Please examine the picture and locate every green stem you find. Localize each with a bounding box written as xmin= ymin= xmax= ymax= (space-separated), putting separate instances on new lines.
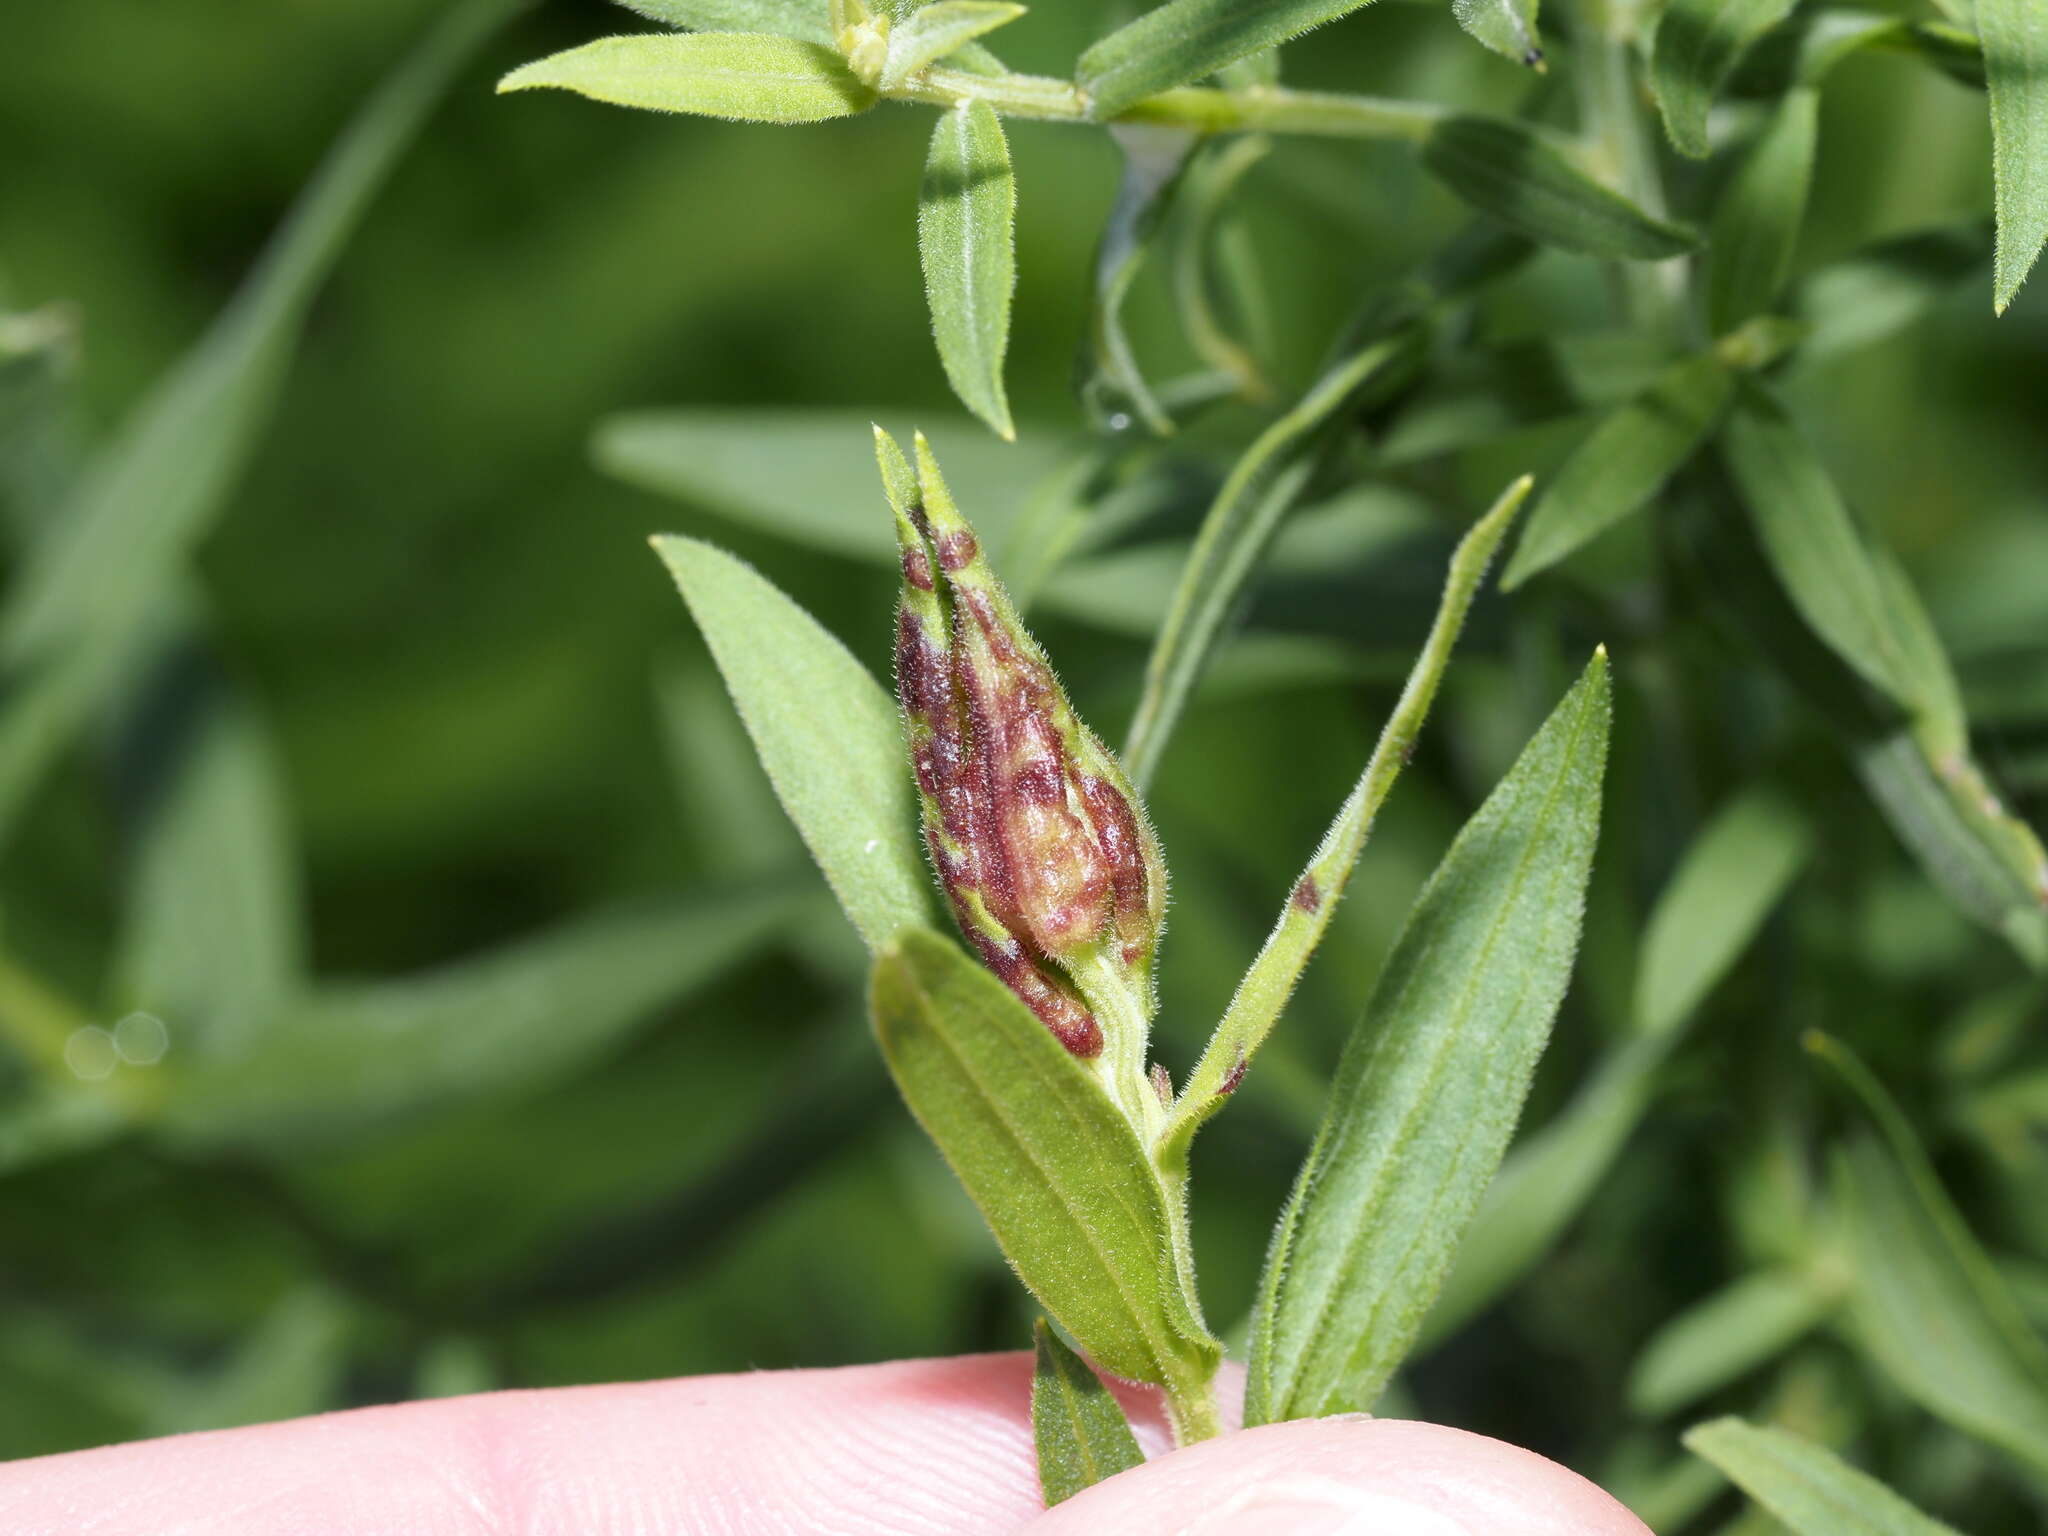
xmin=1163 ymin=1368 xmax=1224 ymax=1444
xmin=904 ymin=69 xmax=1442 ymax=142
xmin=1152 ymin=477 xmax=1535 ymax=1179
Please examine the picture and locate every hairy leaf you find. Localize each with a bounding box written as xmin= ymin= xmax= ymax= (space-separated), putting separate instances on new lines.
xmin=1032 ymin=1319 xmax=1144 ymax=1505
xmin=920 ymin=101 xmax=1017 ymax=439
xmin=1652 ymin=0 xmax=1798 ymax=159
xmin=1424 ymin=786 xmax=1808 ymax=1344
xmin=882 ymin=1 xmax=1024 ymax=90
xmin=499 ymin=33 xmax=875 ymax=123
xmin=1422 ymin=116 xmax=1699 ymax=260
xmin=1982 ymin=0 xmax=2048 ymax=310
xmin=1247 ymin=652 xmax=1610 ymax=1423
xmin=1684 ymin=1419 xmax=1963 ymax=1535
xmin=1078 ymin=0 xmax=1378 ymax=123
xmin=653 ymin=535 xmax=933 ymax=950
xmin=613 ymin=0 xmax=833 ymax=42
xmin=1452 ymin=0 xmax=1544 ymax=68
xmin=1157 ymin=476 xmax=1531 ymax=1171
xmin=872 ymin=929 xmax=1219 ymax=1389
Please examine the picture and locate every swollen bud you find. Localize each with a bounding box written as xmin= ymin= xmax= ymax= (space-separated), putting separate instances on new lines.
xmin=879 ymin=427 xmax=1166 ymax=1060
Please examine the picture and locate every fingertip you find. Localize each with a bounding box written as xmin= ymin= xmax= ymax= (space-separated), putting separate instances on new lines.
xmin=1025 ymin=1417 xmax=1651 ymax=1536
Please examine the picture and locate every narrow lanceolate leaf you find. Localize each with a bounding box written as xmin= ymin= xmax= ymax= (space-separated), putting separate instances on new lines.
xmin=1651 ymin=0 xmax=1798 ymax=159
xmin=1707 ymin=88 xmax=1818 ymax=335
xmin=0 ymin=0 xmax=517 ymax=845
xmin=1156 ymin=477 xmax=1532 ymax=1174
xmin=1123 ymin=328 xmax=1424 ymax=787
xmin=1077 ymin=0 xmax=1375 ymax=122
xmin=1422 ymin=116 xmax=1699 ymax=261
xmin=498 ymin=34 xmax=875 ymax=123
xmin=1981 ymin=0 xmax=2048 ymax=310
xmin=1630 ymin=1270 xmax=1839 ymax=1417
xmin=1812 ymin=1035 xmax=2048 ymax=1479
xmin=872 ymin=929 xmax=1219 ymax=1389
xmin=882 ymin=1 xmax=1025 ymax=90
xmin=116 ymin=646 xmax=305 ymax=1064
xmin=1633 ymin=788 xmax=1809 ymax=1039
xmin=1721 ymin=388 xmax=1919 ymax=710
xmin=1422 ymin=786 xmax=1808 ymax=1345
xmin=1502 ymin=352 xmax=1732 ymax=588
xmin=920 ymin=101 xmax=1017 ymax=440
xmin=165 ymin=886 xmax=795 ymax=1147
xmin=613 ymin=0 xmax=834 ymax=42
xmin=1452 ymin=0 xmax=1545 ymax=68
xmin=1246 ymin=652 xmax=1610 ymax=1424
xmin=1032 ymin=1319 xmax=1144 ymax=1505
xmin=653 ymin=535 xmax=932 ymax=950
xmin=1684 ymin=1419 xmax=1964 ymax=1536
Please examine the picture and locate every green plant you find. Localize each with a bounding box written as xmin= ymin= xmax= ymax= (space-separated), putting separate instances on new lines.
xmin=502 ymin=0 xmax=2048 ymax=1515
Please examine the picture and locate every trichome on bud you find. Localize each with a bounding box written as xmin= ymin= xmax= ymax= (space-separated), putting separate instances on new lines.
xmin=879 ymin=427 xmax=1165 ymax=1062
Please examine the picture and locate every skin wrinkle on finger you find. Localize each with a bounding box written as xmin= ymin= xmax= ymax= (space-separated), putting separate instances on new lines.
xmin=0 ymin=1354 xmax=1181 ymax=1536
xmin=1025 ymin=1418 xmax=1653 ymax=1536
xmin=0 ymin=1356 xmax=1647 ymax=1536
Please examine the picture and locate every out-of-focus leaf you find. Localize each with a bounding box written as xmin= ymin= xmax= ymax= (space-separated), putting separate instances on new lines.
xmin=919 ymin=100 xmax=1017 ymax=439
xmin=1247 ymin=653 xmax=1609 ymax=1423
xmin=1631 ymin=1270 xmax=1839 ymax=1417
xmin=1635 ymin=788 xmax=1808 ymax=1039
xmin=1501 ymin=352 xmax=1732 ymax=588
xmin=1084 ymin=125 xmax=1198 ymax=437
xmin=1424 ymin=786 xmax=1808 ymax=1345
xmin=0 ymin=304 xmax=78 ymax=540
xmin=615 ymin=0 xmax=833 ymax=42
xmin=595 ymin=409 xmax=1067 ymax=562
xmin=155 ymin=1289 xmax=353 ymax=1436
xmin=498 ymin=34 xmax=875 ymax=123
xmin=1708 ymin=88 xmax=1817 ymax=335
xmin=1171 ymin=135 xmax=1272 ymax=402
xmin=1685 ymin=1418 xmax=1964 ymax=1535
xmin=163 ymin=887 xmax=796 ymax=1146
xmin=871 ymin=929 xmax=1219 ymax=1391
xmin=1421 ymin=116 xmax=1699 ymax=260
xmin=1032 ymin=1318 xmax=1144 ymax=1504
xmin=656 ymin=657 xmax=805 ymax=879
xmin=1652 ymin=0 xmax=1797 ymax=158
xmin=654 ymin=535 xmax=932 ymax=950
xmin=882 ymin=1 xmax=1024 ymax=89
xmin=1157 ymin=478 xmax=1530 ymax=1170
xmin=1721 ymin=388 xmax=1920 ymax=710
xmin=0 ymin=0 xmax=517 ymax=845
xmin=1981 ymin=0 xmax=2048 ymax=311
xmin=1794 ymin=222 xmax=1991 ymax=361
xmin=1077 ymin=0 xmax=1377 ymax=123
xmin=115 ymin=648 xmax=304 ymax=1063
xmin=1453 ymin=0 xmax=1544 ymax=67
xmin=1814 ymin=1035 xmax=2048 ymax=1480
xmin=1123 ymin=327 xmax=1425 ymax=787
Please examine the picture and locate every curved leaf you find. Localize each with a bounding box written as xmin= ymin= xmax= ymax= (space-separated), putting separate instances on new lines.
xmin=653 ymin=535 xmax=933 ymax=949
xmin=872 ymin=929 xmax=1219 ymax=1389
xmin=1707 ymin=87 xmax=1817 ymax=335
xmin=1078 ymin=0 xmax=1379 ymax=123
xmin=882 ymin=1 xmax=1025 ymax=90
xmin=919 ymin=100 xmax=1017 ymax=439
xmin=1247 ymin=651 xmax=1610 ymax=1423
xmin=1652 ymin=0 xmax=1797 ymax=158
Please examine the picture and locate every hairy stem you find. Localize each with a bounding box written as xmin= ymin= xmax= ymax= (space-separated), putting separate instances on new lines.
xmin=902 ymin=69 xmax=1442 ymax=142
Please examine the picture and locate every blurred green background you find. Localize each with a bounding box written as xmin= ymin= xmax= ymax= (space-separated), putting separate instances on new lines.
xmin=4 ymin=0 xmax=2047 ymax=1528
